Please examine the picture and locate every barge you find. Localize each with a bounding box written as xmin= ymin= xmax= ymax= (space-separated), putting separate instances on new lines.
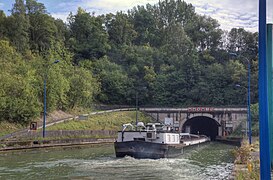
xmin=114 ymin=122 xmax=210 ymax=159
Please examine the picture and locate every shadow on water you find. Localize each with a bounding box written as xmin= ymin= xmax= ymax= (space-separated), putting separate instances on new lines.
xmin=0 ymin=142 xmax=235 ymax=180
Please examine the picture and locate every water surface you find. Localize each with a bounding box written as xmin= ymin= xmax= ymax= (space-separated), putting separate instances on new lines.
xmin=0 ymin=142 xmax=235 ymax=180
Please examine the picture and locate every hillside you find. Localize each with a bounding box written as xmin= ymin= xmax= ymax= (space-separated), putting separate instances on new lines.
xmin=0 ymin=0 xmax=258 ymax=125
xmin=46 ymin=111 xmax=153 ymax=131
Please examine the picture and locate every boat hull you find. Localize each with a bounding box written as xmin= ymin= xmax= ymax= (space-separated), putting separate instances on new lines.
xmin=114 ymin=141 xmax=185 ymax=159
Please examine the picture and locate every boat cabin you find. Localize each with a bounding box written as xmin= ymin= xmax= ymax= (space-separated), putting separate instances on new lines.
xmin=116 ymin=122 xmax=180 ymax=144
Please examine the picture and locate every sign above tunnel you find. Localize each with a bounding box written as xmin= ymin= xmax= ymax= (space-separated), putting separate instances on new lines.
xmin=187 ymin=107 xmax=214 ymax=112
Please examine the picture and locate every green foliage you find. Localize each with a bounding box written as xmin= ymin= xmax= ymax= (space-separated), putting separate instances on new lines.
xmin=250 ymin=103 xmax=259 ymax=122
xmin=0 ymin=40 xmax=40 ymax=123
xmin=233 ymin=141 xmax=260 ymax=180
xmin=250 ymin=103 xmax=259 ymax=136
xmin=105 ymin=12 xmax=137 ymax=45
xmin=129 ymin=4 xmax=160 ymax=46
xmin=233 ymin=145 xmax=251 ymax=164
xmin=0 ymin=11 xmax=7 ymax=39
xmin=227 ymin=60 xmax=247 ymax=83
xmin=28 ymin=13 xmax=57 ymax=52
xmin=67 ymin=65 xmax=100 ymax=109
xmin=91 ymin=57 xmax=130 ymax=104
xmin=0 ymin=0 xmax=259 ymax=124
xmin=68 ymin=8 xmax=110 ymax=63
xmin=7 ymin=0 xmax=30 ymax=53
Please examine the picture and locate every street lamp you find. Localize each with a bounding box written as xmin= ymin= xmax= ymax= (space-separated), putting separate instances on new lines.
xmin=43 ymin=60 xmax=60 ymax=138
xmin=235 ymin=84 xmax=251 ymax=142
xmin=135 ymin=91 xmax=138 ymax=127
xmin=231 ymin=55 xmax=251 ymax=144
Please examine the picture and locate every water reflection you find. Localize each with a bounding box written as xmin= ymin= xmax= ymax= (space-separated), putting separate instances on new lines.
xmin=0 ymin=142 xmax=235 ymax=180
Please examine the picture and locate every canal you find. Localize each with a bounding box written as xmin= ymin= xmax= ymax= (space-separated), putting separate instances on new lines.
xmin=0 ymin=142 xmax=235 ymax=179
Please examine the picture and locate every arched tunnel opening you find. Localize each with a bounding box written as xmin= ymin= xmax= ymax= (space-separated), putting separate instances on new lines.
xmin=182 ymin=116 xmax=220 ymax=140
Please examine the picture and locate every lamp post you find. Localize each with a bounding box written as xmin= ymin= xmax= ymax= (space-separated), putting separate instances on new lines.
xmin=247 ymin=59 xmax=252 ymax=145
xmin=135 ymin=91 xmax=138 ymax=127
xmin=230 ymin=53 xmax=252 ymax=144
xmin=235 ymin=84 xmax=251 ymax=144
xmin=43 ymin=60 xmax=60 ymax=138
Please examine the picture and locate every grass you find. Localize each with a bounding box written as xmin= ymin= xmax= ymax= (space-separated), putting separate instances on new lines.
xmin=233 ymin=140 xmax=260 ymax=180
xmin=0 ymin=122 xmax=25 ymax=137
xmin=0 ymin=111 xmax=153 ymax=142
xmin=67 ymin=106 xmax=96 ymax=115
xmin=46 ymin=111 xmax=153 ymax=131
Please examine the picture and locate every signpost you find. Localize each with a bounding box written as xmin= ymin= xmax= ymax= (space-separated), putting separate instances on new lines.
xmin=29 ymin=122 xmax=37 ymax=131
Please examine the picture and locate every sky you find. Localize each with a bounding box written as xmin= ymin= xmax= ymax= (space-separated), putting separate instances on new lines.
xmin=0 ymin=0 xmax=272 ymax=32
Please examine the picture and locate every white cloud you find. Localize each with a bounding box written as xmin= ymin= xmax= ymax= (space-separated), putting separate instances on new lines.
xmin=51 ymin=12 xmax=69 ymax=22
xmin=48 ymin=0 xmax=273 ymax=32
xmin=184 ymin=0 xmax=260 ymax=32
xmin=81 ymin=0 xmax=262 ymax=32
xmin=80 ymin=0 xmax=158 ymax=14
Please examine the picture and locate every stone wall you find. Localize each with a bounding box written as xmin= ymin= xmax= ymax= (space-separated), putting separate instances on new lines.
xmin=23 ymin=130 xmax=117 ymax=138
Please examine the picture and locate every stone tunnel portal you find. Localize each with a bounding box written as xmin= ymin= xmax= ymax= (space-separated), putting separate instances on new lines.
xmin=182 ymin=116 xmax=220 ymax=140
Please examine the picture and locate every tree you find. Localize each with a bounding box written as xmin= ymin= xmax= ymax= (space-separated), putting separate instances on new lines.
xmin=26 ymin=0 xmax=57 ymax=53
xmin=54 ymin=19 xmax=70 ymax=47
xmin=129 ymin=4 xmax=160 ymax=46
xmin=67 ymin=66 xmax=100 ymax=109
xmin=226 ymin=60 xmax=246 ymax=83
xmin=105 ymin=12 xmax=137 ymax=46
xmin=0 ymin=11 xmax=7 ymax=39
xmin=161 ymin=23 xmax=193 ymax=57
xmin=6 ymin=0 xmax=30 ymax=53
xmin=199 ymin=63 xmax=229 ymax=105
xmin=0 ymin=0 xmax=261 ymax=123
xmin=91 ymin=57 xmax=130 ymax=104
xmin=26 ymin=0 xmax=47 ymax=14
xmin=68 ymin=8 xmax=110 ymax=63
xmin=192 ymin=16 xmax=222 ymax=51
xmin=0 ymin=40 xmax=40 ymax=123
xmin=227 ymin=28 xmax=258 ymax=58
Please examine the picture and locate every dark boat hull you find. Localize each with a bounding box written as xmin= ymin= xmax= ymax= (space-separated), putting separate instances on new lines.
xmin=114 ymin=141 xmax=185 ymax=159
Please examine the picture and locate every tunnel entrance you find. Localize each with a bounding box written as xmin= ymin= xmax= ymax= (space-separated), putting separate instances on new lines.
xmin=182 ymin=116 xmax=220 ymax=140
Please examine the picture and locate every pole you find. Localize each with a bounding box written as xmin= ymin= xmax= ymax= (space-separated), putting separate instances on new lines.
xmin=136 ymin=91 xmax=138 ymax=126
xmin=245 ymin=90 xmax=248 ymax=138
xmin=231 ymin=53 xmax=251 ymax=142
xmin=247 ymin=60 xmax=251 ymax=144
xmin=43 ymin=78 xmax=46 ymax=138
xmin=267 ymin=24 xmax=273 ymax=166
xmin=245 ymin=116 xmax=248 ymax=137
xmin=42 ymin=60 xmax=59 ymax=138
xmin=259 ymin=0 xmax=271 ymax=178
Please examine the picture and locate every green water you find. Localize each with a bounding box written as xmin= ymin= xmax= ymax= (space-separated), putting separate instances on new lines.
xmin=0 ymin=142 xmax=235 ymax=180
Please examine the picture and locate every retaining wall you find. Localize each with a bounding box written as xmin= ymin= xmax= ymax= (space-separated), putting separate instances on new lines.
xmin=21 ymin=130 xmax=117 ymax=138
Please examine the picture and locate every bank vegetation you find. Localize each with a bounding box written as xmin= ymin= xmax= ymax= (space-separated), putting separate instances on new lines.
xmin=0 ymin=0 xmax=258 ymax=126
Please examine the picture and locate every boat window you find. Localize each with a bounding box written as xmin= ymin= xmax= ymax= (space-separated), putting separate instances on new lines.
xmin=134 ymin=138 xmax=145 ymax=141
xmin=167 ymin=134 xmax=171 ymax=142
xmin=156 ymin=126 xmax=163 ymax=131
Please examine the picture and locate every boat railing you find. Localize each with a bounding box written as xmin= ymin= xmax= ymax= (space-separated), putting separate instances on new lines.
xmin=180 ymin=133 xmax=209 ymax=140
xmin=122 ymin=123 xmax=134 ymax=132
